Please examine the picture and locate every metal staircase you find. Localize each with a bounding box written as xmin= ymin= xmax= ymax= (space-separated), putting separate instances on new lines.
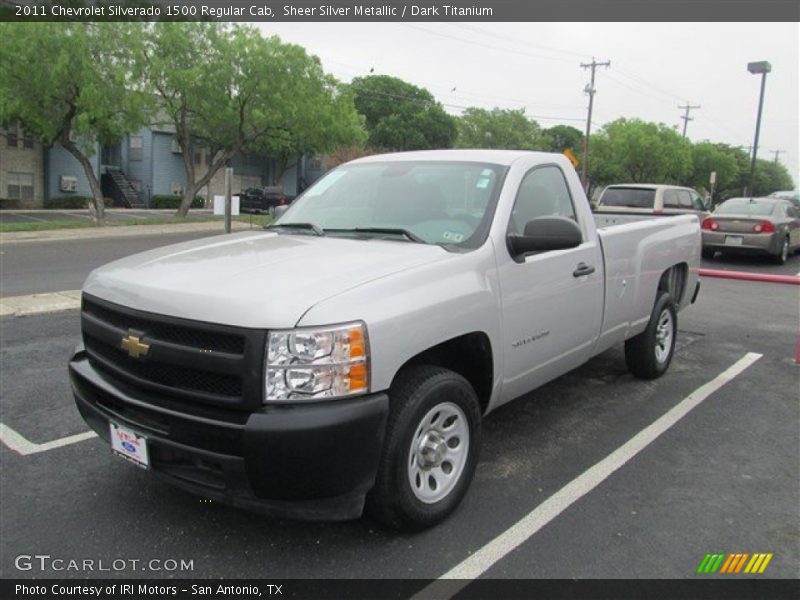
xmin=106 ymin=168 xmax=144 ymax=208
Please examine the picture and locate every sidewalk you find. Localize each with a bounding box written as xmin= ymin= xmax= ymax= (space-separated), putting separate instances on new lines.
xmin=0 ymin=290 xmax=82 ymax=317
xmin=0 ymin=219 xmax=254 ymax=245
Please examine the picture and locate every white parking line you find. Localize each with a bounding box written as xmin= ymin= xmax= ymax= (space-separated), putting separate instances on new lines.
xmin=0 ymin=422 xmax=97 ymax=455
xmin=414 ymin=352 xmax=762 ymax=598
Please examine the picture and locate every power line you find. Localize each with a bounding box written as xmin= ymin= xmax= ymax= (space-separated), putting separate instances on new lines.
xmin=580 ymin=58 xmax=611 ymax=189
xmin=678 ymin=103 xmax=701 ymax=137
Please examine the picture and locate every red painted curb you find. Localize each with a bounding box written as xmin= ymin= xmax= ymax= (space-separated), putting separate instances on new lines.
xmin=699 ymin=268 xmax=800 ymax=286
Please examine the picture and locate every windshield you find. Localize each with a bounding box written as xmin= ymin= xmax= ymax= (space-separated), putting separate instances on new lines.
xmin=599 ymin=187 xmax=656 ymax=208
xmin=715 ymin=200 xmax=776 ymax=216
xmin=274 ymin=161 xmax=506 ymax=248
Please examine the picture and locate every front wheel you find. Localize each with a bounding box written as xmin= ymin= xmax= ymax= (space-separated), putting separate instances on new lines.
xmin=625 ymin=291 xmax=677 ymax=379
xmin=366 ymin=366 xmax=481 ymax=531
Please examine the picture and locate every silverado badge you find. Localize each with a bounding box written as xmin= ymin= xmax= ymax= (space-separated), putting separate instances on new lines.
xmin=121 ymin=332 xmax=150 ymax=359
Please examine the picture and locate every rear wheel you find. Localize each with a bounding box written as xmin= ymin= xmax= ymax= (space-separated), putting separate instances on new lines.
xmin=625 ymin=291 xmax=677 ymax=379
xmin=701 ymin=247 xmax=715 ymax=260
xmin=773 ymin=236 xmax=789 ymax=265
xmin=366 ymin=366 xmax=481 ymax=531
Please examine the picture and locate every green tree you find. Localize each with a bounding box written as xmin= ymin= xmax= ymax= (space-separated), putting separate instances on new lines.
xmin=589 ymin=118 xmax=693 ymax=188
xmin=544 ymin=124 xmax=583 ymax=153
xmin=261 ymin=82 xmax=365 ymax=187
xmin=144 ymin=23 xmax=356 ymax=216
xmin=0 ymin=23 xmax=151 ymax=223
xmin=688 ymin=142 xmax=740 ymax=202
xmin=350 ymin=75 xmax=457 ymax=151
xmin=455 ymin=107 xmax=549 ymax=150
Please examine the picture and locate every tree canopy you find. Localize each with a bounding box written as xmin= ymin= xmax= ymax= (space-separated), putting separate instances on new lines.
xmin=0 ymin=22 xmax=151 ymax=223
xmin=350 ymin=75 xmax=458 ymax=151
xmin=143 ymin=23 xmax=364 ymax=215
xmin=455 ymin=107 xmax=549 ymax=150
xmin=543 ymin=124 xmax=584 ymax=154
xmin=589 ymin=118 xmax=693 ymax=187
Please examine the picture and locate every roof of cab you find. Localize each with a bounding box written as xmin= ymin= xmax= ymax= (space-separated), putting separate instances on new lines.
xmin=347 ymin=149 xmax=563 ymax=167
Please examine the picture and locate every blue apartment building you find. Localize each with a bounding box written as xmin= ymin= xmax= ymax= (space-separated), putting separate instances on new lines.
xmin=1 ymin=120 xmax=323 ymax=208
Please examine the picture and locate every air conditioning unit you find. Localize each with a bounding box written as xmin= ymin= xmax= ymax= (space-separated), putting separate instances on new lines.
xmin=171 ymin=182 xmax=185 ymax=196
xmin=60 ymin=175 xmax=78 ymax=193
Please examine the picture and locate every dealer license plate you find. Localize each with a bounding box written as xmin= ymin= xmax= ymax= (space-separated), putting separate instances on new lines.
xmin=725 ymin=236 xmax=743 ymax=246
xmin=110 ymin=422 xmax=150 ymax=469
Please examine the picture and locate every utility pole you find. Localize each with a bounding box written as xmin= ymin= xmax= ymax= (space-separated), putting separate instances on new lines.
xmin=770 ymin=149 xmax=784 ymax=164
xmin=678 ymin=103 xmax=701 ymax=137
xmin=580 ymin=57 xmax=610 ymax=191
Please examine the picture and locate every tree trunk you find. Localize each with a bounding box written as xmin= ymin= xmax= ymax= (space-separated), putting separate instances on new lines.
xmin=176 ymin=151 xmax=232 ymax=217
xmin=62 ymin=140 xmax=105 ymax=225
xmin=272 ymin=155 xmax=294 ymax=188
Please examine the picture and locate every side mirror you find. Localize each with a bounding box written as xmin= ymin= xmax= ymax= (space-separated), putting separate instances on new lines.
xmin=507 ymin=216 xmax=583 ymax=258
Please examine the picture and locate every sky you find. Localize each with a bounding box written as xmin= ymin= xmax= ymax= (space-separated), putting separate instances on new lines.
xmin=256 ymin=21 xmax=799 ymax=187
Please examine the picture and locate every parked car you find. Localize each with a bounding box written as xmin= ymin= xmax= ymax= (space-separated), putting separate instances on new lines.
xmin=768 ymin=190 xmax=800 ymax=208
xmin=240 ymin=186 xmax=288 ymax=215
xmin=71 ymin=150 xmax=700 ymax=531
xmin=595 ymin=183 xmax=710 ymax=220
xmin=701 ymin=197 xmax=800 ymax=264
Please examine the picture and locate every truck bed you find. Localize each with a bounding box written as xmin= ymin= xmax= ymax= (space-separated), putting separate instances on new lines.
xmin=593 ymin=213 xmax=701 ymax=354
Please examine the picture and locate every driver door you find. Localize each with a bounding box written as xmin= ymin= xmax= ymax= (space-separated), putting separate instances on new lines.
xmin=498 ymin=165 xmax=604 ymax=402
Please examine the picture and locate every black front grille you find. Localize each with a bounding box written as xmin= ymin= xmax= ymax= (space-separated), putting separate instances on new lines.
xmin=81 ymin=294 xmax=266 ymax=410
xmin=83 ymin=298 xmax=245 ymax=354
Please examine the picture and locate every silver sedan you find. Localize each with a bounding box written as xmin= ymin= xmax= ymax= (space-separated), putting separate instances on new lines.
xmin=701 ymin=197 xmax=800 ymax=265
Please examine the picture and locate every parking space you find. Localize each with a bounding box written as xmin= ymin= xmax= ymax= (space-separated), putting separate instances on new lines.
xmin=1 ymin=275 xmax=797 ymax=580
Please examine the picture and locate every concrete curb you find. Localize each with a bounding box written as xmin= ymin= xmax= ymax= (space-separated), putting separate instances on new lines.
xmin=0 ymin=290 xmax=82 ymax=317
xmin=0 ymin=220 xmax=254 ymax=245
xmin=698 ymin=268 xmax=800 ymax=286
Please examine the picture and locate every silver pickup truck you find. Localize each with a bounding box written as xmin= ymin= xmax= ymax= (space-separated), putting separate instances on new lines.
xmin=70 ymin=150 xmax=701 ymax=531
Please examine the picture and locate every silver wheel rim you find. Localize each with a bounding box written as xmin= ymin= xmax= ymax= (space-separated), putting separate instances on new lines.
xmin=407 ymin=402 xmax=469 ymax=504
xmin=654 ymin=309 xmax=674 ymax=364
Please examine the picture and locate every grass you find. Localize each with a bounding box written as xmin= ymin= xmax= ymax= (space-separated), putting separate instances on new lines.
xmin=0 ymin=214 xmax=272 ymax=233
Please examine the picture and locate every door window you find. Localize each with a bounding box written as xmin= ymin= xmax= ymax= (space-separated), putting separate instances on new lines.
xmin=677 ymin=190 xmax=693 ymax=209
xmin=509 ymin=166 xmax=576 ymax=235
xmin=662 ymin=189 xmax=680 ymax=209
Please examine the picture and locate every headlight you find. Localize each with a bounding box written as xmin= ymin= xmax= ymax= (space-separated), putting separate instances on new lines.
xmin=265 ymin=322 xmax=369 ymax=402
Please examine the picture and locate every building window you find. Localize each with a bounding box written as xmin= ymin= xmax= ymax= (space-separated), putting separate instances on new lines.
xmin=8 ymin=172 xmax=34 ymax=200
xmin=129 ymin=136 xmax=143 ymax=161
xmin=6 ymin=123 xmax=18 ymax=148
xmin=193 ymin=147 xmax=203 ymax=165
xmin=22 ymin=128 xmax=34 ymax=149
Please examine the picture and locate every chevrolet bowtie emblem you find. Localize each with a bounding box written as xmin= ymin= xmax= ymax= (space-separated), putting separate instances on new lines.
xmin=121 ymin=332 xmax=150 ymax=359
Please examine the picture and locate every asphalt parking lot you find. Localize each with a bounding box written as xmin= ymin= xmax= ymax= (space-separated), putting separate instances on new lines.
xmin=0 ymin=250 xmax=797 ymax=583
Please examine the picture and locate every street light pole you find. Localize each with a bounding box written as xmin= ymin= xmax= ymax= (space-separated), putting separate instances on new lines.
xmin=746 ymin=61 xmax=771 ymax=198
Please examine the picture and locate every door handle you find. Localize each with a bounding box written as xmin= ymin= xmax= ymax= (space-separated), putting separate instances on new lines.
xmin=573 ymin=263 xmax=595 ymax=277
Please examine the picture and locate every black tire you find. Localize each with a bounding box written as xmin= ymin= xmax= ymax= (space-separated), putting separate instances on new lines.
xmin=772 ymin=236 xmax=789 ymax=265
xmin=366 ymin=365 xmax=481 ymax=531
xmin=701 ymin=247 xmax=715 ymax=260
xmin=625 ymin=291 xmax=677 ymax=380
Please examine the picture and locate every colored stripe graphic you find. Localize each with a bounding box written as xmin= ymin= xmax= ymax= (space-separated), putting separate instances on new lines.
xmin=701 ymin=552 xmax=774 ymax=575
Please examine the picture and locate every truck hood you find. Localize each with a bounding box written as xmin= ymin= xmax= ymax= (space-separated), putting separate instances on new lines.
xmin=83 ymin=231 xmax=450 ymax=328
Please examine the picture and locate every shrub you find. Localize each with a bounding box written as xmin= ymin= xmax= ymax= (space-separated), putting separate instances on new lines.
xmin=0 ymin=198 xmax=24 ymax=210
xmin=150 ymin=195 xmax=205 ymax=209
xmin=47 ymin=196 xmax=112 ymax=209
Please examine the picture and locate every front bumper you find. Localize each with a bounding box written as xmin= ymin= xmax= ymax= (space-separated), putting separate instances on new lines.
xmin=69 ymin=346 xmax=389 ymax=521
xmin=702 ymin=231 xmax=782 ymax=255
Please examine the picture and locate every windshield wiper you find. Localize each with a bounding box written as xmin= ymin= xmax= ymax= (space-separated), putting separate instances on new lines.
xmin=265 ymin=222 xmax=325 ymax=236
xmin=325 ymin=227 xmax=426 ymax=244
